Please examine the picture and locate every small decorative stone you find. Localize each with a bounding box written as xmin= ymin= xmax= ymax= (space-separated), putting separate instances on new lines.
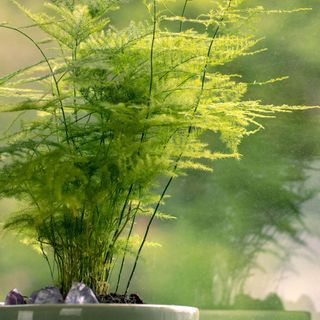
xmin=28 ymin=286 xmax=64 ymax=304
xmin=5 ymin=288 xmax=26 ymax=305
xmin=65 ymin=282 xmax=99 ymax=304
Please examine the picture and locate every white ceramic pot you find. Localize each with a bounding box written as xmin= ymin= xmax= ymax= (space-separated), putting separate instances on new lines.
xmin=0 ymin=304 xmax=199 ymax=320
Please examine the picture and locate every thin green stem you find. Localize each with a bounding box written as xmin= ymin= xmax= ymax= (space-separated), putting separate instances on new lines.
xmin=72 ymin=40 xmax=79 ymax=121
xmin=39 ymin=239 xmax=54 ymax=281
xmin=124 ymin=175 xmax=173 ymax=295
xmin=103 ymin=185 xmax=134 ymax=266
xmin=179 ymin=0 xmax=189 ymax=32
xmin=125 ymin=0 xmax=233 ymax=294
xmin=148 ymin=0 xmax=157 ymax=101
xmin=0 ymin=25 xmax=71 ymax=145
xmin=115 ymin=202 xmax=139 ymax=293
xmin=194 ymin=0 xmax=232 ymax=113
xmin=140 ymin=0 xmax=157 ymax=144
xmin=115 ymin=1 xmax=159 ymax=291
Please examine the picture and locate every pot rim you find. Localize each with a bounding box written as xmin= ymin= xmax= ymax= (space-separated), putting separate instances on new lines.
xmin=0 ymin=303 xmax=198 ymax=311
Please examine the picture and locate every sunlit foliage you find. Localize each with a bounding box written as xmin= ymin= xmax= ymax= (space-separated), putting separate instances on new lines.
xmin=0 ymin=0 xmax=311 ymax=294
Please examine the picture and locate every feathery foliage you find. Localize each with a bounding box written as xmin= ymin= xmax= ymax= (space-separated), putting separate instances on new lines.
xmin=0 ymin=0 xmax=312 ymax=295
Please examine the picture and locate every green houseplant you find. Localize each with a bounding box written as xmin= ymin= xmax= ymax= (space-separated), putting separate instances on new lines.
xmin=0 ymin=0 xmax=313 ymax=317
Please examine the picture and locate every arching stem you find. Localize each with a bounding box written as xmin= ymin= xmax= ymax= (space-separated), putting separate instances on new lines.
xmin=179 ymin=0 xmax=189 ymax=32
xmin=0 ymin=25 xmax=72 ymax=145
xmin=124 ymin=0 xmax=233 ymax=295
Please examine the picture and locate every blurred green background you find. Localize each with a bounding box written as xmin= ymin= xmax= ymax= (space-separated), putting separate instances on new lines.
xmin=1 ymin=0 xmax=320 ymax=319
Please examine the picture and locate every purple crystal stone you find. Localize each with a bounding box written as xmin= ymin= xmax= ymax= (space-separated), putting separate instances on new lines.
xmin=5 ymin=288 xmax=26 ymax=305
xmin=65 ymin=282 xmax=99 ymax=304
xmin=28 ymin=286 xmax=64 ymax=304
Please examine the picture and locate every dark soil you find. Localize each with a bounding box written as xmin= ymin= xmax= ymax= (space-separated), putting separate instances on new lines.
xmin=97 ymin=293 xmax=143 ymax=304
